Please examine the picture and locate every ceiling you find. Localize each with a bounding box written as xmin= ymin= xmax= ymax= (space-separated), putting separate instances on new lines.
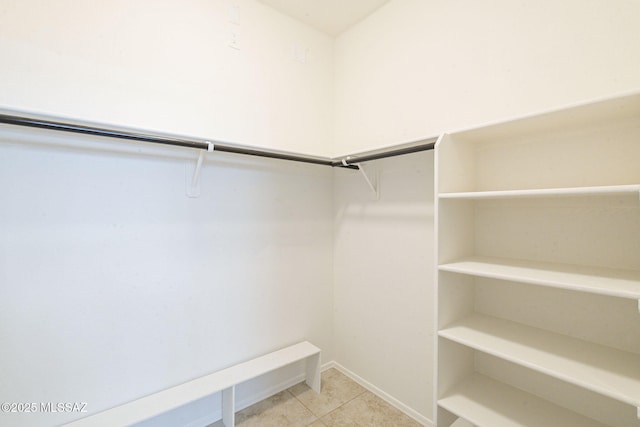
xmin=258 ymin=0 xmax=389 ymax=36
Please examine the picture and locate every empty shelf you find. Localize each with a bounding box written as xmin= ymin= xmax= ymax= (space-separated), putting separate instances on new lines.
xmin=439 ymin=373 xmax=608 ymax=427
xmin=438 ymin=314 xmax=640 ymax=407
xmin=438 ymin=184 xmax=640 ymax=200
xmin=439 ymin=256 xmax=640 ymax=299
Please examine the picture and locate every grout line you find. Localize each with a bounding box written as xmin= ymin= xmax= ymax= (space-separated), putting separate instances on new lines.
xmin=334 ymin=385 xmax=368 ymax=408
xmin=289 ymin=367 xmax=369 ymax=424
xmin=286 ymin=386 xmax=321 ymax=419
xmin=283 ymin=388 xmax=315 ymax=418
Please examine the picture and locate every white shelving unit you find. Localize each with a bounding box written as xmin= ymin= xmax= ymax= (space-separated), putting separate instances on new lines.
xmin=434 ymin=92 xmax=640 ymax=427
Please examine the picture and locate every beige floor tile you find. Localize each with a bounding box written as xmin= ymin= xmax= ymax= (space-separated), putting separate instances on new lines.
xmin=320 ymin=391 xmax=422 ymax=427
xmin=209 ymin=416 xmax=325 ymax=427
xmin=234 ymin=390 xmax=318 ymax=427
xmin=288 ymin=368 xmax=366 ymax=418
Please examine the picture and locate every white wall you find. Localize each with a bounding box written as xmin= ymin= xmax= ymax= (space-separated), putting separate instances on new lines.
xmin=334 ymin=0 xmax=640 ymax=155
xmin=330 ymin=3 xmax=640 ymax=423
xmin=0 ymin=0 xmax=334 ymax=157
xmin=4 ymin=2 xmax=639 ymax=426
xmin=332 ymin=151 xmax=435 ymax=424
xmin=0 ymin=127 xmax=334 ymax=427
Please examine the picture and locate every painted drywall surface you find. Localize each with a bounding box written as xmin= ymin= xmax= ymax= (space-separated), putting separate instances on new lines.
xmin=332 ymin=151 xmax=435 ymax=423
xmin=0 ymin=0 xmax=334 ymax=157
xmin=0 ymin=128 xmax=334 ymax=427
xmin=333 ymin=0 xmax=640 ymax=156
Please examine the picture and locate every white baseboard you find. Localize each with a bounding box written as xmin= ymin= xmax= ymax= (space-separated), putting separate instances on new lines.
xmin=331 ymin=362 xmax=434 ymax=427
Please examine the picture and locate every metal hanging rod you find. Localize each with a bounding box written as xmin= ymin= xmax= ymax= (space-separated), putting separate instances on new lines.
xmin=213 ymin=143 xmax=343 ymax=168
xmin=0 ymin=112 xmax=435 ymax=168
xmin=0 ymin=113 xmax=209 ymax=150
xmin=333 ymin=141 xmax=437 ymax=166
xmin=0 ymin=113 xmax=346 ymax=168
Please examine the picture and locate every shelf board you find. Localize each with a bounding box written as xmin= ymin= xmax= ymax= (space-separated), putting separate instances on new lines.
xmin=450 ymin=417 xmax=475 ymax=427
xmin=438 ymin=314 xmax=640 ymax=407
xmin=439 ymin=256 xmax=640 ymax=300
xmin=439 ymin=373 xmax=608 ymax=427
xmin=439 ymin=184 xmax=640 ymax=200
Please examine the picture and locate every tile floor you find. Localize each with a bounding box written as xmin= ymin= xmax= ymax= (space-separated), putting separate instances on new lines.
xmin=208 ymin=368 xmax=422 ymax=427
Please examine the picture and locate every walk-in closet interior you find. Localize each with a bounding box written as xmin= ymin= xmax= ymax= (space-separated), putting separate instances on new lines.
xmin=1 ymin=1 xmax=639 ymax=426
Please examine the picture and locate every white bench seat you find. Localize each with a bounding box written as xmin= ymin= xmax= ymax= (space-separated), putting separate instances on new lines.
xmin=64 ymin=341 xmax=321 ymax=427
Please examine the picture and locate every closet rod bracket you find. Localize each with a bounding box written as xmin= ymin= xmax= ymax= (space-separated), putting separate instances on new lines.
xmin=186 ymin=142 xmax=214 ymax=198
xmin=343 ymin=157 xmax=379 ymax=200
